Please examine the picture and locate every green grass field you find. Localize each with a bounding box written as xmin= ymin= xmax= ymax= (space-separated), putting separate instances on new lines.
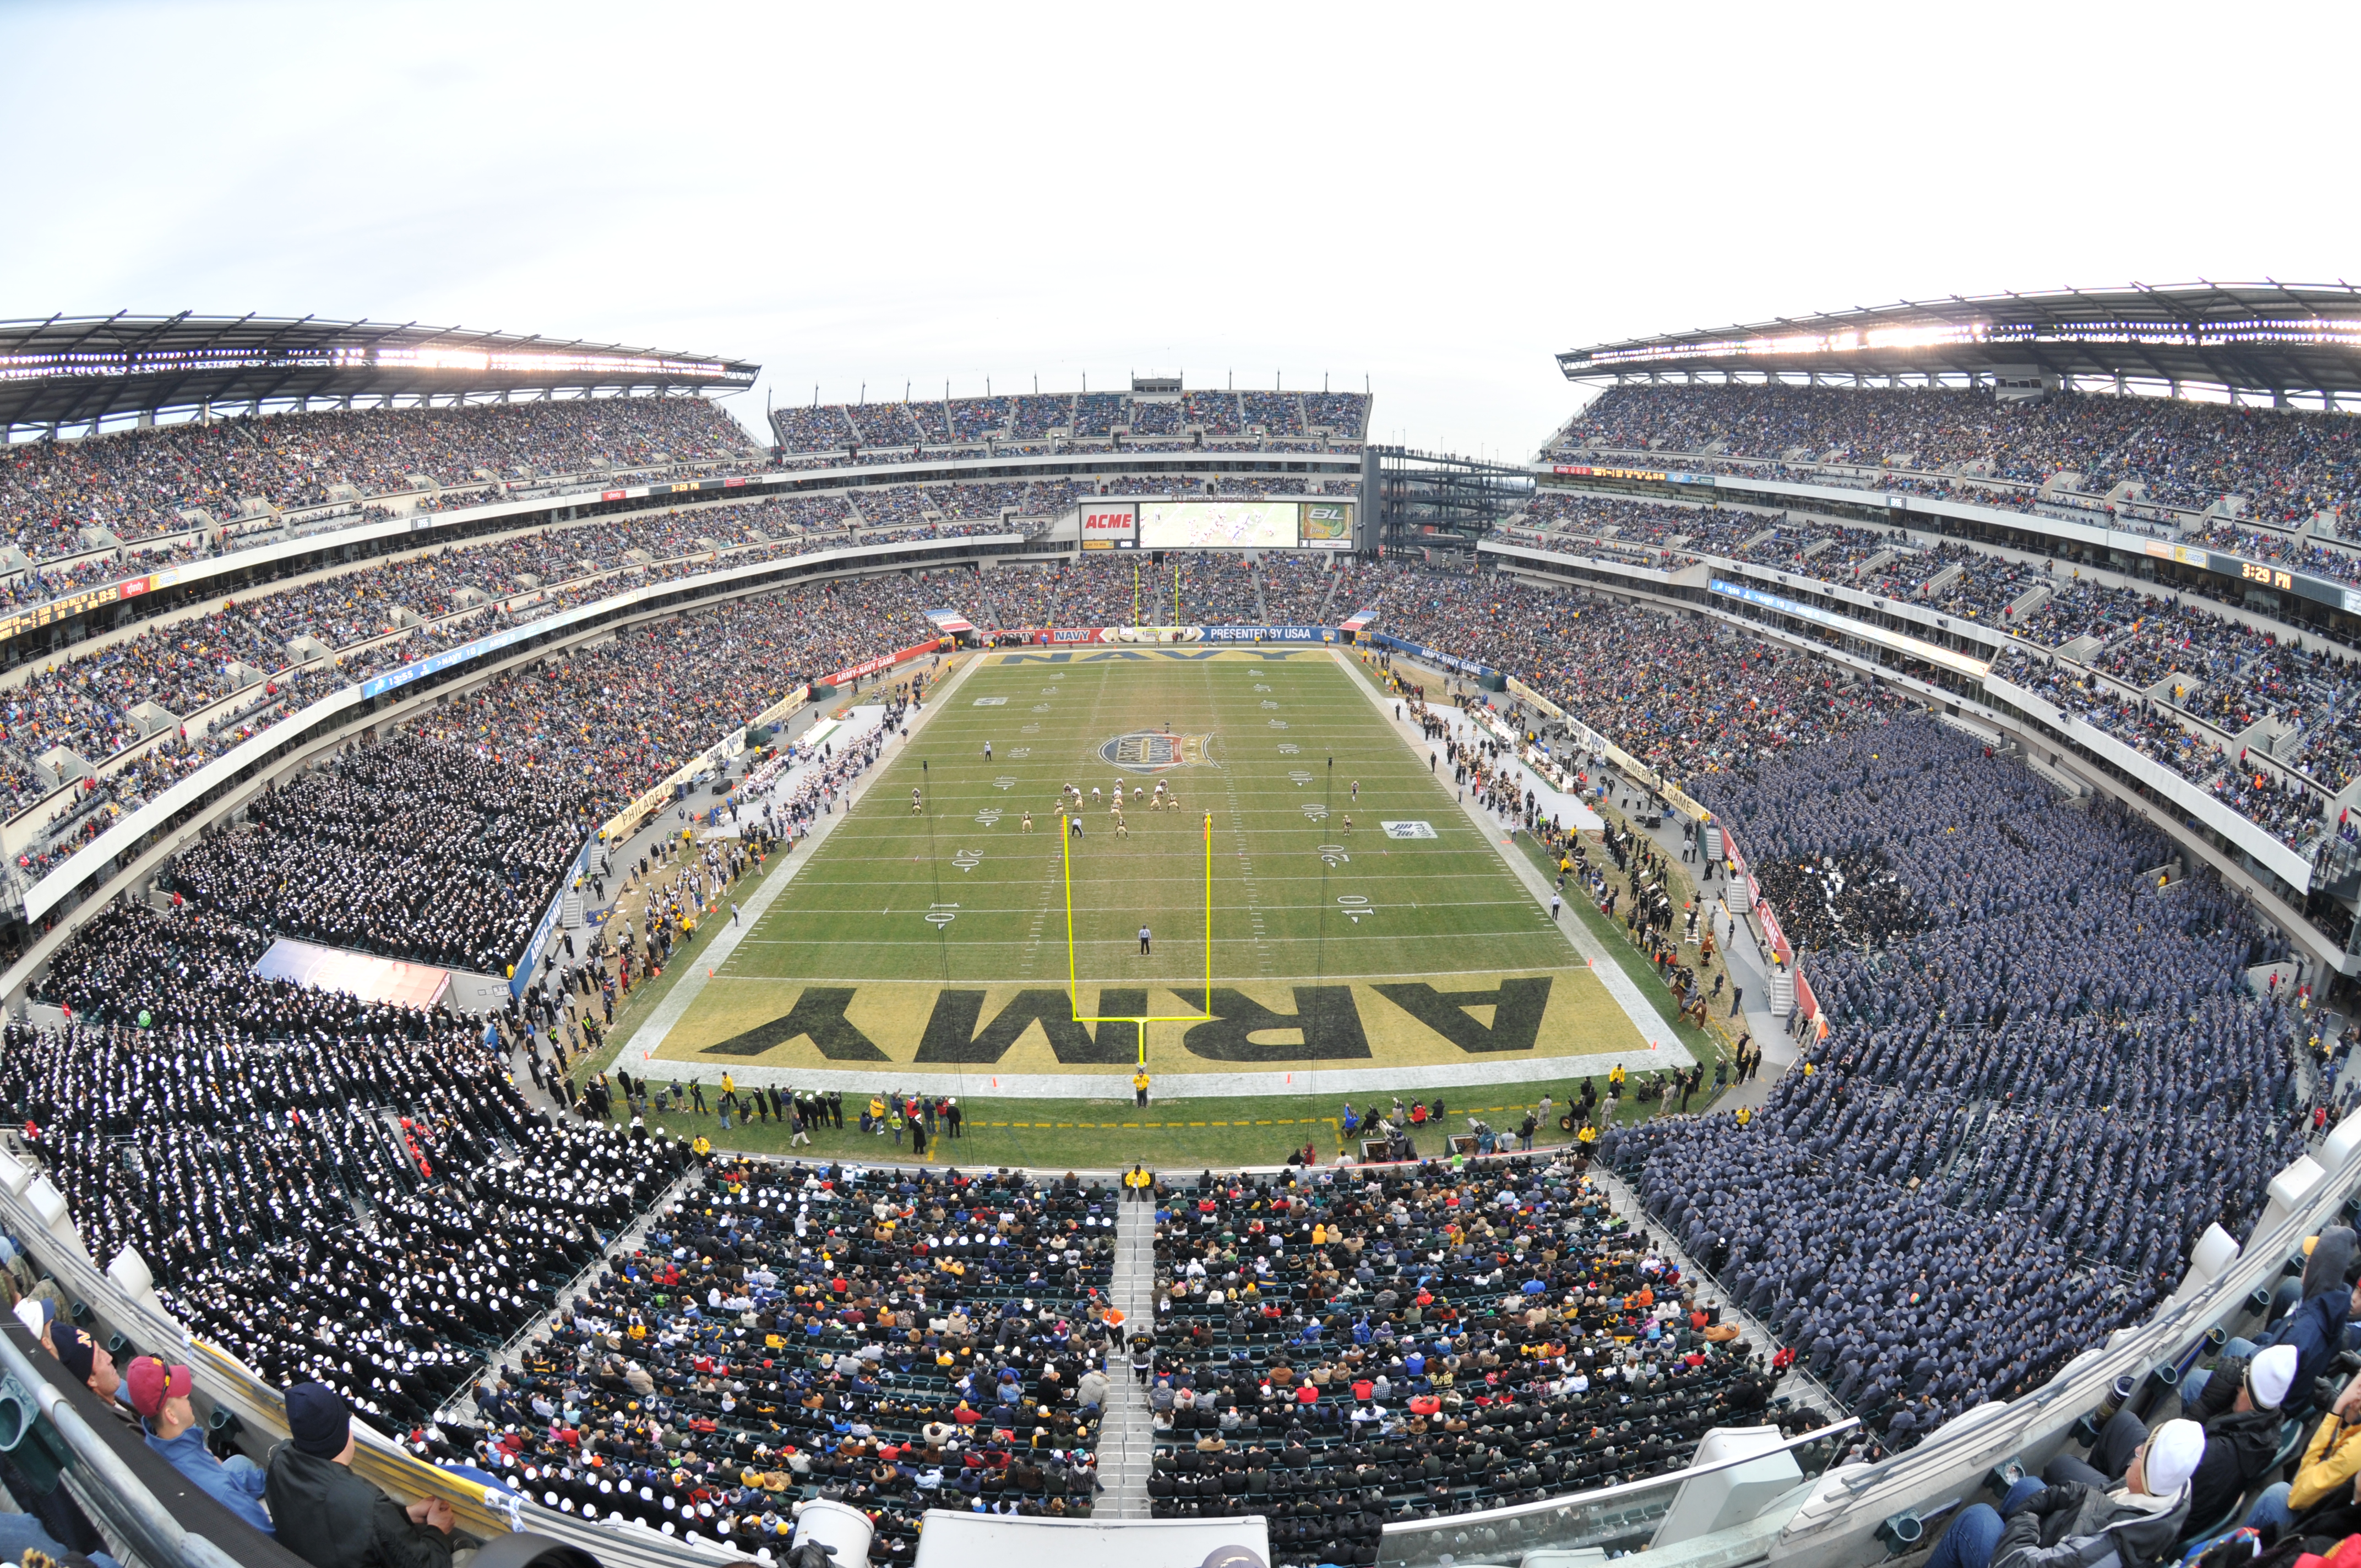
xmin=646 ymin=648 xmax=1648 ymax=1085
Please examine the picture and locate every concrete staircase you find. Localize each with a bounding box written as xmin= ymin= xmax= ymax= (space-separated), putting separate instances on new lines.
xmin=1316 ymin=564 xmax=1343 ymax=620
xmin=1095 ymin=1197 xmax=1158 ymax=1518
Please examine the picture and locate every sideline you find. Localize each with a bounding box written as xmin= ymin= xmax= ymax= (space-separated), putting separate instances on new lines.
xmin=619 ymin=653 xmax=988 ymax=1076
xmin=1332 ymin=646 xmax=1697 ymax=1072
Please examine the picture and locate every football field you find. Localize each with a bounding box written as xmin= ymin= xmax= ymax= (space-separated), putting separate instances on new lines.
xmin=646 ymin=647 xmax=1653 ymax=1092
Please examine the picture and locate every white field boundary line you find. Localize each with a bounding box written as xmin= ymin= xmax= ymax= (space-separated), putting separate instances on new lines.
xmin=622 ymin=652 xmax=990 ymax=1076
xmin=1329 ymin=647 xmax=1695 ymax=1071
xmin=623 ymin=1049 xmax=1677 ymax=1103
xmin=696 ymin=965 xmax=1639 ymax=984
xmin=623 ymin=652 xmax=1690 ymax=1101
xmin=725 ymin=930 xmax=1579 ymax=949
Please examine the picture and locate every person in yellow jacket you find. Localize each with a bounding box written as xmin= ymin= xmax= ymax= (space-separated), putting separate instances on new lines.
xmin=1608 ymin=1064 xmax=1626 ymax=1091
xmin=1736 ymin=1106 xmax=1752 ymax=1128
xmin=1132 ymin=1069 xmax=1151 ymax=1108
xmin=1123 ymin=1164 xmax=1154 ymax=1202
xmin=2267 ymin=1376 xmax=2361 ymax=1531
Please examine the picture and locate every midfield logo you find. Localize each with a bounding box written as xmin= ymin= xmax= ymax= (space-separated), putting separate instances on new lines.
xmin=1098 ymin=731 xmax=1215 ymax=774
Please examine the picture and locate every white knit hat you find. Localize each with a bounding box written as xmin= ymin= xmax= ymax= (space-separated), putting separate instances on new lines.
xmin=2144 ymin=1418 xmax=2207 ymax=1498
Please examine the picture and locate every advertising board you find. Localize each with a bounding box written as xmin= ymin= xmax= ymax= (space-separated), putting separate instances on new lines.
xmin=824 ymin=637 xmax=949 ymax=687
xmin=1079 ymin=503 xmax=1136 ymax=549
xmin=1299 ymin=502 xmax=1354 ymax=547
xmin=1200 ymin=625 xmax=1334 ymax=642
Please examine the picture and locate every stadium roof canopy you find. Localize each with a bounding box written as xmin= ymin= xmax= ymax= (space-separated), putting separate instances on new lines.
xmin=0 ymin=314 xmax=760 ymax=433
xmin=1558 ymin=283 xmax=2361 ymax=402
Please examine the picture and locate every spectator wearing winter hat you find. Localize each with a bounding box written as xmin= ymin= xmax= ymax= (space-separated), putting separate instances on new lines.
xmin=2239 ymin=1372 xmax=2361 ymax=1545
xmin=2045 ymin=1343 xmax=2297 ymax=1533
xmin=50 ymin=1321 xmax=130 ymax=1425
xmin=128 ymin=1357 xmax=274 ymax=1537
xmin=11 ymin=1296 xmax=56 ymax=1357
xmin=265 ymin=1382 xmax=459 ymax=1568
xmin=1930 ymin=1418 xmax=2204 ymax=1568
xmin=2182 ymin=1229 xmax=2361 ymax=1413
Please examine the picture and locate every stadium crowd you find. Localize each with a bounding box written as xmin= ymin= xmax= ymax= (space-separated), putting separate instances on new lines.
xmin=1555 ymin=383 xmax=2359 ymax=524
xmin=769 ymin=392 xmax=1370 ymax=455
xmin=1141 ymin=1156 xmax=1801 ymax=1565
xmin=7 ymin=884 xmax=1113 ymax=1561
xmin=12 ymin=897 xmax=688 ymax=1433
xmin=1 ymin=396 xmax=753 ymax=562
xmin=1606 ymin=720 xmax=2305 ymax=1446
xmin=167 ymin=734 xmax=596 ymax=975
xmin=0 ymin=511 xmax=2349 ymax=1561
xmin=0 ymin=487 xmax=1004 ymax=889
xmin=1360 ymin=565 xmax=1906 ymax=786
xmin=460 ymin=1158 xmax=1116 ymax=1561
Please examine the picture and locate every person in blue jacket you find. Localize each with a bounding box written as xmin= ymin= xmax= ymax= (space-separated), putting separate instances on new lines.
xmin=2183 ymin=1228 xmax=2359 ymax=1411
xmin=127 ymin=1357 xmax=275 ymax=1538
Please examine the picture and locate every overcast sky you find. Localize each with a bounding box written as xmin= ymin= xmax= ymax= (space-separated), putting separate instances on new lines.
xmin=4 ymin=0 xmax=2357 ymax=459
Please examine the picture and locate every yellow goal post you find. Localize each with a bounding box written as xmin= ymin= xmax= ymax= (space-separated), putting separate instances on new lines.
xmin=1058 ymin=808 xmax=1215 ymax=1065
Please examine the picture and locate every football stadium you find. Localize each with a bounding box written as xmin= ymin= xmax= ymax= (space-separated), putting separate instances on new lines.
xmin=17 ymin=283 xmax=2361 ymax=1568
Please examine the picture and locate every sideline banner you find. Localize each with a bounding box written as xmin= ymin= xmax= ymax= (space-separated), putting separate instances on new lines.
xmin=1199 ymin=625 xmax=1335 ymax=643
xmin=824 ymin=636 xmax=948 ymax=687
xmin=1366 ymin=631 xmax=1502 ymax=683
xmin=1661 ymin=784 xmax=1713 ymax=821
xmin=1506 ymin=677 xmax=1564 ymax=721
xmin=1008 ymin=627 xmax=1113 ymax=645
xmin=513 ymin=839 xmax=595 ymax=997
xmin=1099 ymin=626 xmax=1199 ymax=644
xmin=1715 ymin=824 xmax=1817 ymax=1022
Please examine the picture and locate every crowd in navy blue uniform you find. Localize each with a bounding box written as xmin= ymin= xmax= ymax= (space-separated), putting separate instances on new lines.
xmin=1604 ymin=720 xmax=2306 ymax=1448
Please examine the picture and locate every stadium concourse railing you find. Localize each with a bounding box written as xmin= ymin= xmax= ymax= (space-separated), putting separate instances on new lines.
xmin=0 ymin=529 xmax=1038 ymax=1004
xmin=1378 ymin=1419 xmax=1862 ymax=1568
